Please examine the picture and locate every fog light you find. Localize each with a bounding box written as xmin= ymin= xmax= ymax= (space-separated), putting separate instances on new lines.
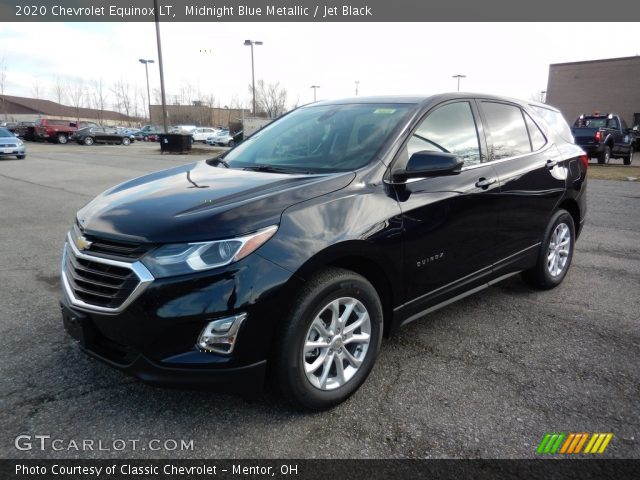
xmin=197 ymin=313 xmax=246 ymax=354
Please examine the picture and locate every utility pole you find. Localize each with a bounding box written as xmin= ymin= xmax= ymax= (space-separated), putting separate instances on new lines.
xmin=139 ymin=59 xmax=154 ymax=123
xmin=153 ymin=0 xmax=169 ymax=133
xmin=244 ymin=40 xmax=263 ymax=115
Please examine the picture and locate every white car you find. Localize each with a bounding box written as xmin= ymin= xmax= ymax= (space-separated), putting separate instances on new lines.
xmin=192 ymin=127 xmax=220 ymax=143
xmin=207 ymin=130 xmax=235 ymax=147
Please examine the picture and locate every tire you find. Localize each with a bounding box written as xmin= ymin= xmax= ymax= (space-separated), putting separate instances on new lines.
xmin=57 ymin=134 xmax=68 ymax=144
xmin=623 ymin=146 xmax=633 ymax=166
xmin=16 ymin=155 xmax=25 ymax=160
xmin=228 ymin=140 xmax=235 ymax=147
xmin=522 ymin=209 xmax=575 ymax=290
xmin=273 ymin=267 xmax=383 ymax=410
xmin=83 ymin=136 xmax=94 ymax=146
xmin=121 ymin=137 xmax=131 ymax=146
xmin=597 ymin=145 xmax=610 ymax=165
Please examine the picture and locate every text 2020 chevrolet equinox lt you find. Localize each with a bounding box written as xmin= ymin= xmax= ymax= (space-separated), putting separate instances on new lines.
xmin=61 ymin=94 xmax=587 ymax=410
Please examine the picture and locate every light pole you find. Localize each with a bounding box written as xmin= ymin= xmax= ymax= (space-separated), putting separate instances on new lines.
xmin=310 ymin=85 xmax=320 ymax=102
xmin=540 ymin=90 xmax=547 ymax=103
xmin=355 ymin=80 xmax=360 ymax=96
xmin=139 ymin=59 xmax=154 ymax=123
xmin=244 ymin=39 xmax=263 ymax=115
xmin=452 ymin=74 xmax=466 ymax=92
xmin=153 ymin=0 xmax=169 ymax=133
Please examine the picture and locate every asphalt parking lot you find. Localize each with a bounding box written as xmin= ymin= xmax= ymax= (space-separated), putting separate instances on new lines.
xmin=0 ymin=142 xmax=638 ymax=459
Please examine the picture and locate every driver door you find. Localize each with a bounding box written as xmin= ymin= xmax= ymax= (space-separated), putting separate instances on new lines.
xmin=393 ymin=100 xmax=500 ymax=321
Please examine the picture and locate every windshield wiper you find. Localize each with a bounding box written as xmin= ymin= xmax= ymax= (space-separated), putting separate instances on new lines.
xmin=242 ymin=165 xmax=310 ymax=174
xmin=206 ymin=156 xmax=230 ymax=168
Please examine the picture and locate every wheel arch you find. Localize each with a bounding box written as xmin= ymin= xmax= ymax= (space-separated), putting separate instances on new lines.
xmin=290 ymin=243 xmax=398 ymax=338
xmin=557 ymin=198 xmax=581 ymax=238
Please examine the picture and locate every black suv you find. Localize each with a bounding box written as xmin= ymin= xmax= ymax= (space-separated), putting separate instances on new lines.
xmin=60 ymin=94 xmax=587 ymax=410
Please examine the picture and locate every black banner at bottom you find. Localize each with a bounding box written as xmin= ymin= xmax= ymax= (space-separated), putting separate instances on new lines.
xmin=2 ymin=459 xmax=639 ymax=480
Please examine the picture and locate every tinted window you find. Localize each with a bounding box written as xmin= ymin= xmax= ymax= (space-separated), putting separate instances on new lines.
xmin=530 ymin=105 xmax=573 ymax=143
xmin=524 ymin=112 xmax=546 ymax=151
xmin=407 ymin=102 xmax=481 ymax=166
xmin=482 ymin=102 xmax=531 ymax=160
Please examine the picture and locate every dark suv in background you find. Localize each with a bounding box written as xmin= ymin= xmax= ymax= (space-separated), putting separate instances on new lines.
xmin=60 ymin=93 xmax=587 ymax=410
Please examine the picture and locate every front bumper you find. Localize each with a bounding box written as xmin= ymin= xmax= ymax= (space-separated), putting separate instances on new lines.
xmin=60 ymin=244 xmax=293 ymax=391
xmin=0 ymin=144 xmax=25 ymax=156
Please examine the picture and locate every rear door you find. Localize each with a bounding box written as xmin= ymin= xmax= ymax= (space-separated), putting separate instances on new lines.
xmin=477 ymin=100 xmax=566 ymax=272
xmin=393 ymin=100 xmax=500 ymax=320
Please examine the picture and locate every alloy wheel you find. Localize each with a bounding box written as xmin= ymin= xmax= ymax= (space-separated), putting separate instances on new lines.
xmin=547 ymin=222 xmax=571 ymax=277
xmin=302 ymin=297 xmax=371 ymax=391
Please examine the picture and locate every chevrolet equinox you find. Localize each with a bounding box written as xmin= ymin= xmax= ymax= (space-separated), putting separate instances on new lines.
xmin=61 ymin=94 xmax=587 ymax=410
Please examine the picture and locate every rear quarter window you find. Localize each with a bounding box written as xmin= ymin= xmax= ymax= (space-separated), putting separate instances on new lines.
xmin=530 ymin=105 xmax=574 ymax=144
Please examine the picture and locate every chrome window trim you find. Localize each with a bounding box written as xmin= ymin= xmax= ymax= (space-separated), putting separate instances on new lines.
xmin=62 ymin=232 xmax=154 ymax=315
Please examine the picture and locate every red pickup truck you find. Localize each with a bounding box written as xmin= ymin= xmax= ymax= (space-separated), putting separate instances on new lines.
xmin=35 ymin=119 xmax=98 ymax=144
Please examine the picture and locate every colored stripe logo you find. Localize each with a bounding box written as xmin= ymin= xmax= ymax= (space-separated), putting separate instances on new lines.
xmin=536 ymin=433 xmax=613 ymax=454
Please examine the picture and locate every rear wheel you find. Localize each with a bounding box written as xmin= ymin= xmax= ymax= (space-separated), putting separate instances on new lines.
xmin=57 ymin=133 xmax=68 ymax=144
xmin=522 ymin=209 xmax=575 ymax=290
xmin=83 ymin=136 xmax=94 ymax=146
xmin=623 ymin=146 xmax=634 ymax=166
xmin=273 ymin=268 xmax=383 ymax=410
xmin=597 ymin=145 xmax=611 ymax=165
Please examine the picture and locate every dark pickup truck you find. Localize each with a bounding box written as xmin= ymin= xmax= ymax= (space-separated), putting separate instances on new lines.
xmin=571 ymin=113 xmax=635 ymax=165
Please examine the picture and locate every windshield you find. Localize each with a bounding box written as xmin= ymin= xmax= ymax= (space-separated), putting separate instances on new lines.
xmin=224 ymin=103 xmax=415 ymax=173
xmin=0 ymin=128 xmax=15 ymax=137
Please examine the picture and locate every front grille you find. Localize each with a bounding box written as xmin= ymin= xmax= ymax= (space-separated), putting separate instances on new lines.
xmin=64 ymin=245 xmax=141 ymax=309
xmin=73 ymin=223 xmax=153 ymax=260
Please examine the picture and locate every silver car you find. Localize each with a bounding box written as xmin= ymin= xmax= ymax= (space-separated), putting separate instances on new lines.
xmin=0 ymin=127 xmax=26 ymax=160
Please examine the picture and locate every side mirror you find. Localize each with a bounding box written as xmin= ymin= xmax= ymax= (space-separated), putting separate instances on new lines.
xmin=392 ymin=151 xmax=464 ymax=182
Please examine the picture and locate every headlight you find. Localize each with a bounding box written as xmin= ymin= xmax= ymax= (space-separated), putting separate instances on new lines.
xmin=17 ymin=140 xmax=24 ymax=146
xmin=141 ymin=225 xmax=277 ymax=278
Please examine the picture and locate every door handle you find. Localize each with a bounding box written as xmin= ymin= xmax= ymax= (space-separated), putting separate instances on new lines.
xmin=475 ymin=177 xmax=496 ymax=189
xmin=545 ymin=159 xmax=558 ymax=169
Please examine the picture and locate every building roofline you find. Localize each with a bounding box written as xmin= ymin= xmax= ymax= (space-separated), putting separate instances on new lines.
xmin=550 ymin=55 xmax=640 ymax=67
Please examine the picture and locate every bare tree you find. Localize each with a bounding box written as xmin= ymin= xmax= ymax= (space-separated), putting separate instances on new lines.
xmin=90 ymin=78 xmax=108 ymax=124
xmin=67 ymin=79 xmax=86 ymax=123
xmin=52 ymin=76 xmax=66 ymax=105
xmin=248 ymin=79 xmax=288 ymax=118
xmin=31 ymin=77 xmax=42 ymax=99
xmin=111 ymin=80 xmax=133 ymax=120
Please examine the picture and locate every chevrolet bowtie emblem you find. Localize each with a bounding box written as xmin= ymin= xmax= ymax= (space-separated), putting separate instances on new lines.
xmin=74 ymin=235 xmax=92 ymax=250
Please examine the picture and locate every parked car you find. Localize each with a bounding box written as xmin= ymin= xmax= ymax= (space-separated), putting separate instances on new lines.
xmin=0 ymin=121 xmax=18 ymax=132
xmin=116 ymin=127 xmax=138 ymax=141
xmin=633 ymin=125 xmax=640 ymax=150
xmin=192 ymin=127 xmax=220 ymax=143
xmin=60 ymin=93 xmax=587 ymax=410
xmin=0 ymin=127 xmax=26 ymax=159
xmin=71 ymin=126 xmax=132 ymax=146
xmin=35 ymin=119 xmax=98 ymax=144
xmin=207 ymin=129 xmax=235 ymax=147
xmin=134 ymin=125 xmax=163 ymax=142
xmin=571 ymin=113 xmax=635 ymax=165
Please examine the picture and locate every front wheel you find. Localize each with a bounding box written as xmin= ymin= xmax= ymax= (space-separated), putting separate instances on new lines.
xmin=121 ymin=137 xmax=131 ymax=146
xmin=228 ymin=140 xmax=235 ymax=147
xmin=522 ymin=209 xmax=575 ymax=290
xmin=273 ymin=268 xmax=383 ymax=410
xmin=16 ymin=154 xmax=25 ymax=159
xmin=623 ymin=146 xmax=634 ymax=166
xmin=83 ymin=136 xmax=94 ymax=146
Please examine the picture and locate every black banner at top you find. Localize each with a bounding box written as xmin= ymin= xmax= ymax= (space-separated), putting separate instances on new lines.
xmin=1 ymin=0 xmax=640 ymax=21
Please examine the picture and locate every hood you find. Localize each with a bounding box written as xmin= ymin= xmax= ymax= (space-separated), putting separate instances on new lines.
xmin=77 ymin=161 xmax=355 ymax=243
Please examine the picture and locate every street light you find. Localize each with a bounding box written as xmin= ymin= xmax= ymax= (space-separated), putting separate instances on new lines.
xmin=540 ymin=90 xmax=547 ymax=103
xmin=244 ymin=39 xmax=263 ymax=115
xmin=310 ymin=85 xmax=320 ymax=102
xmin=355 ymin=80 xmax=360 ymax=96
xmin=452 ymin=74 xmax=466 ymax=92
xmin=139 ymin=59 xmax=154 ymax=123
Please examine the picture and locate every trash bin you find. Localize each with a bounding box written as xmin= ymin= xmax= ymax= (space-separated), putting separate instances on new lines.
xmin=159 ymin=134 xmax=193 ymax=154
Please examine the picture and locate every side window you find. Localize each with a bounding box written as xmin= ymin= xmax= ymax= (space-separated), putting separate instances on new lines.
xmin=406 ymin=101 xmax=481 ymax=167
xmin=481 ymin=102 xmax=531 ymax=160
xmin=524 ymin=112 xmax=547 ymax=151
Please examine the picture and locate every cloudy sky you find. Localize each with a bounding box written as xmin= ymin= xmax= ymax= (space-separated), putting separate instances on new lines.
xmin=1 ymin=22 xmax=639 ymax=113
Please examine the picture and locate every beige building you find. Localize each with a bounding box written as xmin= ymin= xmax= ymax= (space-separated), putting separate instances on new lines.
xmin=0 ymin=94 xmax=137 ymax=125
xmin=546 ymin=56 xmax=640 ymax=128
xmin=149 ymin=104 xmax=250 ymax=131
